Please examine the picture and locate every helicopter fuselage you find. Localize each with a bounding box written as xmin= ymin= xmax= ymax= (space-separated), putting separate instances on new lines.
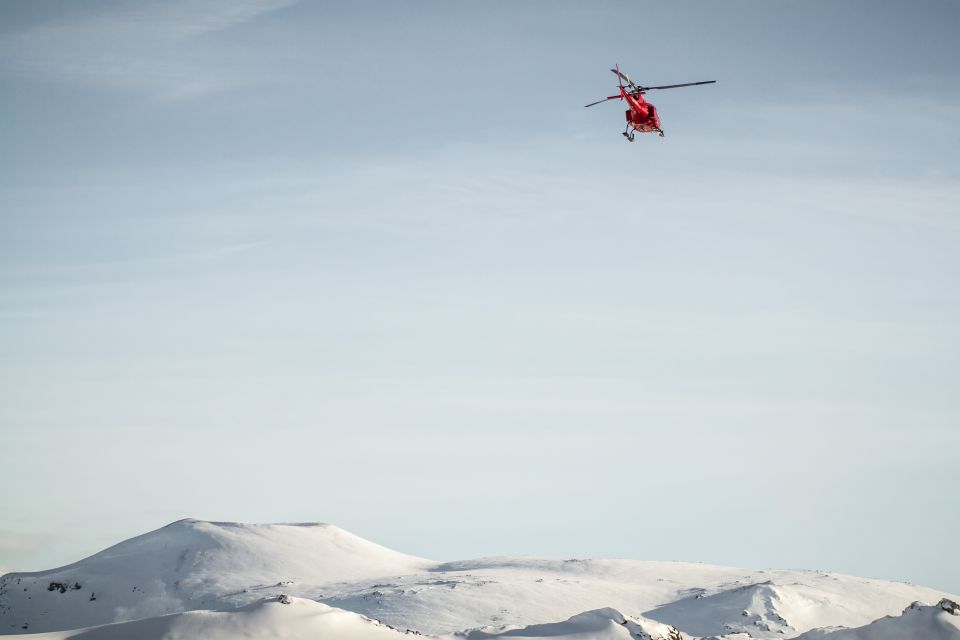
xmin=623 ymin=90 xmax=661 ymax=134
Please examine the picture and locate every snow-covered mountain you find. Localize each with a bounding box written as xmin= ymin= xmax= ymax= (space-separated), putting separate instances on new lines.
xmin=1 ymin=519 xmax=956 ymax=639
xmin=0 ymin=519 xmax=429 ymax=633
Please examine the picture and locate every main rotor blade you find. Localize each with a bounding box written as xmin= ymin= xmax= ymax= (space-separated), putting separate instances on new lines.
xmin=610 ymin=68 xmax=638 ymax=89
xmin=640 ymin=80 xmax=716 ymax=91
xmin=584 ymin=95 xmax=622 ymax=108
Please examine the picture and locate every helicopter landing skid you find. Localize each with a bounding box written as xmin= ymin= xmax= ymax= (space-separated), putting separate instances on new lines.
xmin=622 ymin=130 xmax=635 ymax=142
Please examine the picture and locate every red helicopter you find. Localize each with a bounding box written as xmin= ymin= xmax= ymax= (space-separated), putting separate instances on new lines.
xmin=585 ymin=65 xmax=715 ymax=141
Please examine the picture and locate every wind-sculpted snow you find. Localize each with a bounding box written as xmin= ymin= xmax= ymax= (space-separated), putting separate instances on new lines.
xmin=461 ymin=607 xmax=680 ymax=640
xmin=793 ymin=599 xmax=960 ymax=640
xmin=643 ymin=581 xmax=793 ymax=637
xmin=641 ymin=575 xmax=960 ymax=639
xmin=1 ymin=520 xmax=957 ymax=639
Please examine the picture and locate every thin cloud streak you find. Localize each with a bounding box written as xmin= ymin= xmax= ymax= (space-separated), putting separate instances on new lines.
xmin=0 ymin=241 xmax=267 ymax=287
xmin=0 ymin=0 xmax=299 ymax=98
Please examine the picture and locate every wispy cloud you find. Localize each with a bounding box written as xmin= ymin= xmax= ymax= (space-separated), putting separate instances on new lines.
xmin=0 ymin=0 xmax=299 ymax=98
xmin=0 ymin=241 xmax=268 ymax=290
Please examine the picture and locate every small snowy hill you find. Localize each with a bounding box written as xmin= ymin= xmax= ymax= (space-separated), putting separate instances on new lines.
xmin=461 ymin=608 xmax=681 ymax=640
xmin=643 ymin=580 xmax=792 ymax=637
xmin=795 ymin=599 xmax=960 ymax=639
xmin=1 ymin=519 xmax=957 ymax=638
xmin=641 ymin=575 xmax=951 ymax=638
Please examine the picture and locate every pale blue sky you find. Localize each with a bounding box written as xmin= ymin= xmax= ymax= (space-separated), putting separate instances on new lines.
xmin=1 ymin=1 xmax=958 ymax=594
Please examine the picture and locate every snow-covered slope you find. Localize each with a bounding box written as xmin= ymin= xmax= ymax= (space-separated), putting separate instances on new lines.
xmin=13 ymin=598 xmax=684 ymax=640
xmin=16 ymin=597 xmax=411 ymax=640
xmin=1 ymin=519 xmax=956 ymax=639
xmin=461 ymin=608 xmax=681 ymax=640
xmin=17 ymin=597 xmax=960 ymax=640
xmin=641 ymin=574 xmax=951 ymax=638
xmin=318 ymin=557 xmax=953 ymax=637
xmin=795 ymin=599 xmax=960 ymax=640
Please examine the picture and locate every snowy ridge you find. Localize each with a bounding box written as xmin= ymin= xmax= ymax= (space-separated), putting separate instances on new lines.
xmin=793 ymin=599 xmax=960 ymax=640
xmin=1 ymin=520 xmax=957 ymax=638
xmin=644 ymin=581 xmax=792 ymax=637
xmin=461 ymin=607 xmax=681 ymax=640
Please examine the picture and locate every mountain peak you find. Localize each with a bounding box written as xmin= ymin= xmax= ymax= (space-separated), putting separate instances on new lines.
xmin=166 ymin=518 xmax=337 ymax=530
